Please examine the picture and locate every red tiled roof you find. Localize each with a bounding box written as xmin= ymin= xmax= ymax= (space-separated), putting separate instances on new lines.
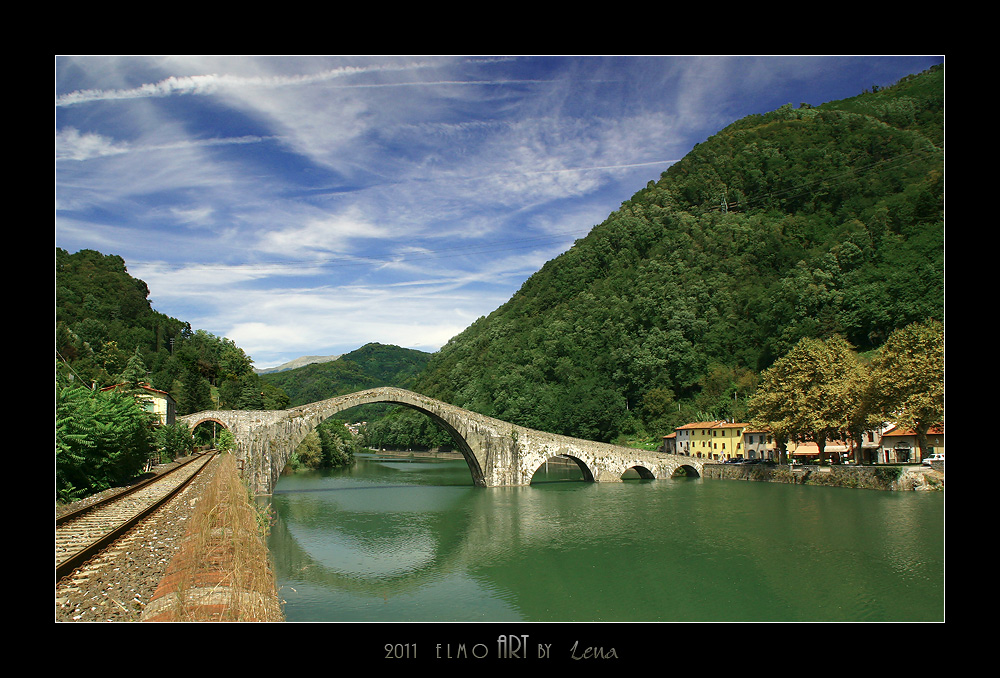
xmin=100 ymin=382 xmax=173 ymax=398
xmin=676 ymin=421 xmax=749 ymax=431
xmin=676 ymin=421 xmax=724 ymax=430
xmin=882 ymin=424 xmax=944 ymax=437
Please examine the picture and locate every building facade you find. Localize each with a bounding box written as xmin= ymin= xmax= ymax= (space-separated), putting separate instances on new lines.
xmin=672 ymin=421 xmax=749 ymax=460
xmin=878 ymin=425 xmax=944 ymax=463
xmin=101 ymin=382 xmax=177 ymax=426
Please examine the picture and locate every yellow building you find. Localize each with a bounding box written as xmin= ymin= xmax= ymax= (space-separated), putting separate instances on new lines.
xmin=673 ymin=421 xmax=749 ymax=460
xmin=101 ymin=382 xmax=177 ymax=426
xmin=713 ymin=422 xmax=748 ymax=460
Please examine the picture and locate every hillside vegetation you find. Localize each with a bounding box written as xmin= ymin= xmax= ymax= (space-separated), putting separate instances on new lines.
xmin=56 ymin=248 xmax=288 ymax=414
xmin=260 ymin=342 xmax=431 ymax=406
xmin=411 ymin=65 xmax=944 ymax=444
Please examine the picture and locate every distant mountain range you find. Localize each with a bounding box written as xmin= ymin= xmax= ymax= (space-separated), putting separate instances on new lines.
xmin=255 ymin=354 xmax=342 ymax=375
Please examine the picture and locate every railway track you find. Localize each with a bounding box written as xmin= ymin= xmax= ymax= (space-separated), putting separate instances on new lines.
xmin=56 ymin=452 xmax=216 ymax=581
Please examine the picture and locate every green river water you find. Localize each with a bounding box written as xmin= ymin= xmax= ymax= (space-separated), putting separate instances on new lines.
xmin=265 ymin=453 xmax=944 ymax=624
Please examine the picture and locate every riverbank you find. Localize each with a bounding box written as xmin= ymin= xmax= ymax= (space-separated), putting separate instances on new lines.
xmin=365 ymin=447 xmax=464 ymax=460
xmin=702 ymin=462 xmax=944 ymax=491
xmin=141 ymin=453 xmax=283 ymax=621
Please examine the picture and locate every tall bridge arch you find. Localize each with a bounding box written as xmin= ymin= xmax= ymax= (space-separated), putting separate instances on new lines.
xmin=179 ymin=387 xmax=706 ymax=494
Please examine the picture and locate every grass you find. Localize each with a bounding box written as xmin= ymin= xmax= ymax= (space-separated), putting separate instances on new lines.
xmin=159 ymin=453 xmax=284 ymax=622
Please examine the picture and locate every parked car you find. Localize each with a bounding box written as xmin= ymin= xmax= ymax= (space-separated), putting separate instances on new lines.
xmin=922 ymin=453 xmax=945 ymax=466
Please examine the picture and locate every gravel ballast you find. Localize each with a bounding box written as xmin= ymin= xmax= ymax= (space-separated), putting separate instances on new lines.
xmin=55 ymin=455 xmax=220 ymax=622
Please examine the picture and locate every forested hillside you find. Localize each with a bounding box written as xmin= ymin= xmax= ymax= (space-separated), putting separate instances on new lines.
xmin=412 ymin=65 xmax=944 ymax=444
xmin=261 ymin=342 xmax=431 ymax=406
xmin=56 ymin=248 xmax=288 ymax=414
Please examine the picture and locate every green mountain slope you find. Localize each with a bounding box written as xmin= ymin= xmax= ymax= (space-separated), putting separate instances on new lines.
xmin=56 ymin=248 xmax=288 ymax=413
xmin=412 ymin=65 xmax=944 ymax=444
xmin=261 ymin=342 xmax=432 ymax=407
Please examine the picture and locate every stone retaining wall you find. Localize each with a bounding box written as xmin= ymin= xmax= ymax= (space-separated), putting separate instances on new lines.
xmin=702 ymin=463 xmax=942 ymax=491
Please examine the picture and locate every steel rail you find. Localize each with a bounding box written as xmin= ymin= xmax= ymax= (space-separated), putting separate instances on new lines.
xmin=56 ymin=452 xmax=216 ymax=581
xmin=56 ymin=452 xmax=209 ymax=527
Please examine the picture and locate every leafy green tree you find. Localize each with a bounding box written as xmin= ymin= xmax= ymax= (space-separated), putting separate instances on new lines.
xmin=639 ymin=387 xmax=678 ymax=437
xmin=154 ymin=422 xmax=195 ymax=462
xmin=178 ymin=364 xmax=213 ymax=414
xmin=748 ymin=335 xmax=865 ymax=463
xmin=287 ymin=422 xmax=356 ymax=470
xmin=216 ymin=428 xmax=235 ymax=452
xmin=117 ymin=346 xmax=149 ymax=388
xmin=867 ymin=320 xmax=944 ymax=460
xmin=237 ymin=382 xmax=265 ymax=410
xmin=291 ymin=430 xmax=324 ymax=469
xmin=56 ymin=383 xmax=154 ymax=501
xmin=318 ymin=421 xmax=356 ymax=467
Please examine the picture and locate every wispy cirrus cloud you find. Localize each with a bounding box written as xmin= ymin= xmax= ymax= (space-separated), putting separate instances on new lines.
xmin=57 ymin=127 xmax=270 ymax=161
xmin=55 ymin=56 xmax=543 ymax=107
xmin=55 ymin=60 xmax=444 ymax=107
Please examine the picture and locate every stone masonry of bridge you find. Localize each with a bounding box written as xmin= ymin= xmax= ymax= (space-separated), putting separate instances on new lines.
xmin=179 ymin=387 xmax=707 ymax=495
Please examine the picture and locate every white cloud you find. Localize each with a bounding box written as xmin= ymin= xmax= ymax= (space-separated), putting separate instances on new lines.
xmin=56 ymin=128 xmax=130 ymax=160
xmin=55 ymin=58 xmax=446 ymax=107
xmin=254 ymin=206 xmax=395 ymax=258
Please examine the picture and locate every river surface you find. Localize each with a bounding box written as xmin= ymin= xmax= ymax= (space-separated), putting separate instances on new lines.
xmin=265 ymin=453 xmax=944 ymax=623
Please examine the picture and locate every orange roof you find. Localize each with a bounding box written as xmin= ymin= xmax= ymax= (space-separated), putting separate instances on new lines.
xmin=676 ymin=421 xmax=724 ymax=430
xmin=882 ymin=424 xmax=944 ymax=437
xmin=676 ymin=421 xmax=748 ymax=430
xmin=100 ymin=382 xmax=173 ymax=398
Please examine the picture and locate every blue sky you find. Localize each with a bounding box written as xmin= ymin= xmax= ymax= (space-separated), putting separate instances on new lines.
xmin=56 ymin=55 xmax=943 ymax=369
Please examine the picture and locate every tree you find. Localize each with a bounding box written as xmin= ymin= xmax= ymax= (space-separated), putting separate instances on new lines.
xmin=639 ymin=387 xmax=678 ymax=437
xmin=318 ymin=422 xmax=356 ymax=468
xmin=178 ymin=364 xmax=213 ymax=414
xmin=56 ymin=383 xmax=153 ymax=501
xmin=117 ymin=346 xmax=148 ymax=389
xmin=868 ymin=320 xmax=944 ymax=460
xmin=155 ymin=422 xmax=195 ymax=462
xmin=748 ymin=335 xmax=866 ymax=463
xmin=292 ymin=430 xmax=324 ymax=469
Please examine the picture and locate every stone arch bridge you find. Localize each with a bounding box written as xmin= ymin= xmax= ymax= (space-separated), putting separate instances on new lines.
xmin=179 ymin=387 xmax=707 ymax=495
